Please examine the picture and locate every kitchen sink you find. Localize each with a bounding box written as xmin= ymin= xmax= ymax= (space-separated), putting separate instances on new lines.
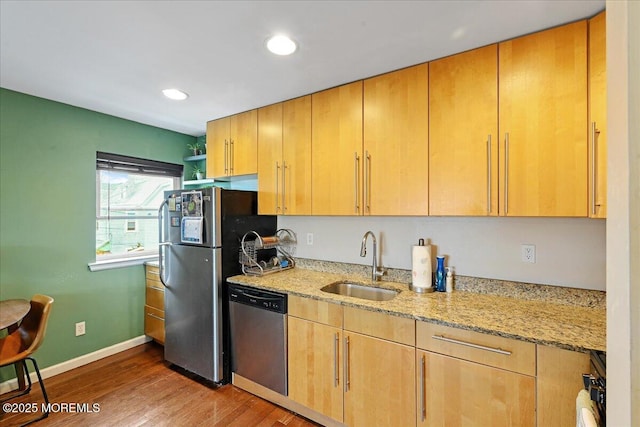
xmin=320 ymin=281 xmax=398 ymax=301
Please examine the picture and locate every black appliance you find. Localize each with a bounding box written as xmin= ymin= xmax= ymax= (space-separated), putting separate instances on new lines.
xmin=583 ymin=350 xmax=606 ymax=425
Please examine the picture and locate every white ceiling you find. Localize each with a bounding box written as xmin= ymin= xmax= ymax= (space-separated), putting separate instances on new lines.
xmin=1 ymin=0 xmax=605 ymax=137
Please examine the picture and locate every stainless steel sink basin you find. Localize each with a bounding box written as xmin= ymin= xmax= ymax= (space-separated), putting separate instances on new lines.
xmin=320 ymin=281 xmax=398 ymax=301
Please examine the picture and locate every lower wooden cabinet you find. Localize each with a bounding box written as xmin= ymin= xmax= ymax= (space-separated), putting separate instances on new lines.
xmin=288 ymin=316 xmax=344 ymax=421
xmin=288 ymin=298 xmax=415 ymax=426
xmin=344 ymin=332 xmax=416 ymax=427
xmin=537 ymin=345 xmax=590 ymax=427
xmin=287 ymin=296 xmax=592 ymax=427
xmin=416 ymin=321 xmax=535 ymax=426
xmin=417 ymin=350 xmax=535 ymax=426
xmin=144 ymin=264 xmax=165 ymax=344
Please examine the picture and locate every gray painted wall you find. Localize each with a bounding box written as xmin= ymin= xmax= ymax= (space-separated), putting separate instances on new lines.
xmin=279 ymin=216 xmax=606 ymax=290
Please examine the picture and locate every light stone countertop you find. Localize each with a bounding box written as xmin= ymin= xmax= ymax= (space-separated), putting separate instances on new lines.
xmin=227 ymin=266 xmax=606 ymax=353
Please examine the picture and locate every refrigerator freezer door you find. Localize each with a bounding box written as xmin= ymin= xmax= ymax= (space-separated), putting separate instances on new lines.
xmin=163 ymin=244 xmax=223 ymax=382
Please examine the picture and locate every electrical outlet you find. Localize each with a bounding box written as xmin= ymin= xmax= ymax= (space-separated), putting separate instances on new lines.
xmin=306 ymin=233 xmax=314 ymax=245
xmin=75 ymin=321 xmax=86 ymax=336
xmin=521 ymin=244 xmax=536 ymax=263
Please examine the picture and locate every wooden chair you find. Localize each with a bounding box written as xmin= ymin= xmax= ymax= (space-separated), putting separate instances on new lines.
xmin=0 ymin=294 xmax=54 ymax=425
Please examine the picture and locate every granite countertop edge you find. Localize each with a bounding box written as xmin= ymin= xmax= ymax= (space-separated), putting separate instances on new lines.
xmin=227 ymin=267 xmax=606 ymax=353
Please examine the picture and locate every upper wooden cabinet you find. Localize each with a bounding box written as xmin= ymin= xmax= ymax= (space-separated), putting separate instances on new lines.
xmin=283 ymin=96 xmax=312 ymax=215
xmin=589 ymin=11 xmax=607 ymax=218
xmin=257 ymin=97 xmax=312 ymax=215
xmin=206 ymin=116 xmax=229 ymax=179
xmin=429 ymin=45 xmax=498 ymax=216
xmin=499 ymin=20 xmax=588 ymax=217
xmin=257 ymin=103 xmax=283 ymax=214
xmin=363 ymin=64 xmax=429 ymax=215
xmin=206 ymin=110 xmax=257 ymax=178
xmin=312 ymin=82 xmax=363 ymax=215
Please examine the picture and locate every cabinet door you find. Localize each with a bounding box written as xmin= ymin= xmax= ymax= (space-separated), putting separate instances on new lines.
xmin=429 ymin=45 xmax=498 ymax=216
xmin=230 ymin=109 xmax=258 ymax=176
xmin=589 ymin=11 xmax=607 ymax=218
xmin=418 ymin=350 xmax=535 ymax=427
xmin=206 ymin=117 xmax=230 ymax=178
xmin=288 ymin=317 xmax=343 ymax=422
xmin=312 ymin=81 xmax=363 ymax=215
xmin=499 ymin=20 xmax=588 ymax=216
xmin=363 ymin=64 xmax=428 ymax=215
xmin=536 ymin=345 xmax=590 ymax=427
xmin=257 ymin=103 xmax=283 ymax=214
xmin=282 ymin=95 xmax=312 ymax=215
xmin=344 ymin=332 xmax=415 ymax=427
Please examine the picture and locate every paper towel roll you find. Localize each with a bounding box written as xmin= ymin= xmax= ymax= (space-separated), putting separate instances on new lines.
xmin=412 ymin=244 xmax=432 ymax=289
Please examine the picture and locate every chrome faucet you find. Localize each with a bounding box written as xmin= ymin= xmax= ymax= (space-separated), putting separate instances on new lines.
xmin=360 ymin=231 xmax=385 ymax=281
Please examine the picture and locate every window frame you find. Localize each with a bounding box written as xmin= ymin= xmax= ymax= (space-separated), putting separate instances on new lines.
xmin=89 ymin=152 xmax=182 ymax=271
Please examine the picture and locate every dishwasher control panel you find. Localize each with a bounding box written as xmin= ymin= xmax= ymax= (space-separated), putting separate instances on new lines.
xmin=228 ymin=284 xmax=287 ymax=314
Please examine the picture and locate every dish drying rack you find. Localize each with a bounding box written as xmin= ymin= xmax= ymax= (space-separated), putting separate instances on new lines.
xmin=240 ymin=229 xmax=297 ymax=276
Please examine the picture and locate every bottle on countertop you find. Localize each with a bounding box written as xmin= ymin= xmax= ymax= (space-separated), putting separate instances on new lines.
xmin=435 ymin=256 xmax=446 ymax=292
xmin=445 ymin=267 xmax=453 ymax=293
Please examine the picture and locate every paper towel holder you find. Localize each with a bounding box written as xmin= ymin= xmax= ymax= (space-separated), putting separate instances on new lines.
xmin=409 ymin=281 xmax=435 ymax=293
xmin=410 ymin=238 xmax=434 ymax=293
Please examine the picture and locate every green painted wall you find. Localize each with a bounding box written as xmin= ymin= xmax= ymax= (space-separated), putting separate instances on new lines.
xmin=0 ymin=88 xmax=195 ymax=379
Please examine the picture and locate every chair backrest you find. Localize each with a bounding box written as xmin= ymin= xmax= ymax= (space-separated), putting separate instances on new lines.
xmin=0 ymin=294 xmax=54 ymax=367
xmin=18 ymin=294 xmax=54 ymax=356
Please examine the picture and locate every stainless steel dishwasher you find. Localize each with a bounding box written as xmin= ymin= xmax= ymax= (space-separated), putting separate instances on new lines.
xmin=228 ymin=283 xmax=288 ymax=395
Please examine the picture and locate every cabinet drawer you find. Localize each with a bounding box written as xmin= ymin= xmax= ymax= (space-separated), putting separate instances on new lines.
xmin=288 ymin=295 xmax=343 ymax=328
xmin=344 ymin=306 xmax=415 ymax=346
xmin=145 ymin=286 xmax=164 ymax=310
xmin=146 ymin=265 xmax=160 ymax=280
xmin=144 ymin=305 xmax=165 ymax=344
xmin=417 ymin=322 xmax=535 ymax=376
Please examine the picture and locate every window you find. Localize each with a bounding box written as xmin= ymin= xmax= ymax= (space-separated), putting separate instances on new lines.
xmin=93 ymin=152 xmax=182 ymax=268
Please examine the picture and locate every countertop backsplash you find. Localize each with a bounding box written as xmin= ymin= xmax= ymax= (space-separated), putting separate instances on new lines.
xmin=295 ymin=258 xmax=606 ymax=310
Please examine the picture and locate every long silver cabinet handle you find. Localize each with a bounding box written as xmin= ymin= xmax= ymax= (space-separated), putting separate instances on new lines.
xmin=504 ymin=133 xmax=509 ymax=215
xmin=431 ymin=334 xmax=512 ymax=356
xmin=275 ymin=162 xmax=281 ymax=213
xmin=344 ymin=336 xmax=350 ymax=392
xmin=487 ymin=135 xmax=492 ymax=214
xmin=365 ymin=151 xmax=371 ymax=213
xmin=224 ymin=140 xmax=229 ymax=175
xmin=334 ymin=333 xmax=339 ymax=387
xmin=282 ymin=161 xmax=288 ymax=213
xmin=229 ymin=139 xmax=234 ymax=175
xmin=591 ymin=122 xmax=600 ymax=215
xmin=354 ymin=153 xmax=360 ymax=214
xmin=146 ymin=312 xmax=164 ymax=321
xmin=420 ymin=354 xmax=426 ymax=421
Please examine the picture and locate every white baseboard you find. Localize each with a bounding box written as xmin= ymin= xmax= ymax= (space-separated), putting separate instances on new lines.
xmin=0 ymin=335 xmax=151 ymax=394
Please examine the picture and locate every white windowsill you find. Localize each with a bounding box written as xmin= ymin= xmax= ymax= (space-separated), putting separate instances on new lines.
xmin=88 ymin=254 xmax=159 ymax=272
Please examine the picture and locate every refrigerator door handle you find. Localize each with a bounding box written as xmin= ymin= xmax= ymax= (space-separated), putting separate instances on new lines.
xmin=158 ymin=199 xmax=171 ymax=286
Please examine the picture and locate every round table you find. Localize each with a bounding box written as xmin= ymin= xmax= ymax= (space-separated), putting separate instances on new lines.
xmin=0 ymin=299 xmax=31 ymax=390
xmin=0 ymin=299 xmax=30 ymax=330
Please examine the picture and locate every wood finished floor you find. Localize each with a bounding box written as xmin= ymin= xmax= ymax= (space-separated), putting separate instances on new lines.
xmin=0 ymin=342 xmax=320 ymax=426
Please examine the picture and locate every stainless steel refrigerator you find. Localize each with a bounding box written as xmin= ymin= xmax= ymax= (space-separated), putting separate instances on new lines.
xmin=158 ymin=187 xmax=276 ymax=383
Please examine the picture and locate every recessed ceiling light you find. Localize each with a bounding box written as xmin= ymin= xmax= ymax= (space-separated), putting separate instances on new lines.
xmin=162 ymin=88 xmax=189 ymax=101
xmin=266 ymin=35 xmax=297 ymax=56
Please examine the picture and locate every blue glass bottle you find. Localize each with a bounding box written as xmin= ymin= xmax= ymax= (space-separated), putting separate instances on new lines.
xmin=435 ymin=256 xmax=446 ymax=292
